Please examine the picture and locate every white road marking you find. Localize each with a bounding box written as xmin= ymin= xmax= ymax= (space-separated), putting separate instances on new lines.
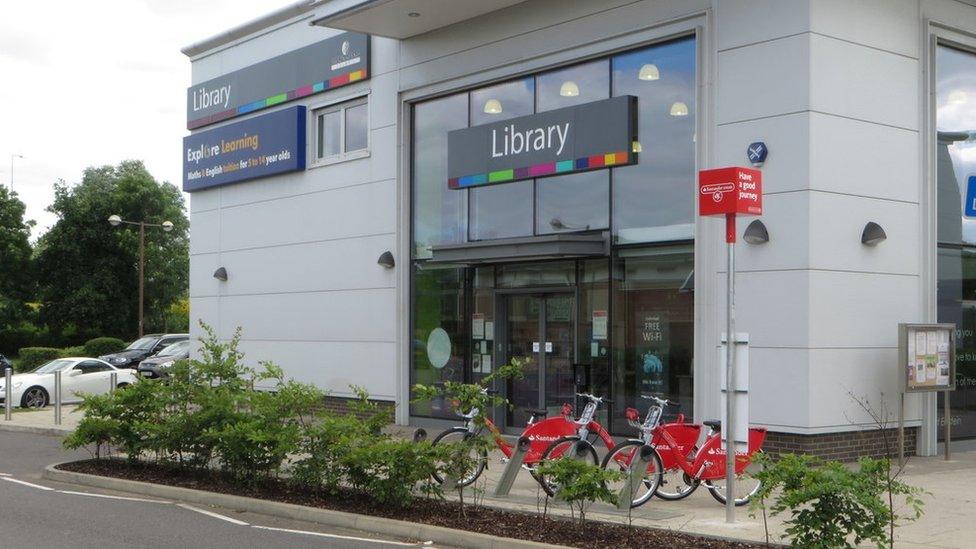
xmin=57 ymin=490 xmax=171 ymax=504
xmin=1 ymin=477 xmax=54 ymax=491
xmin=177 ymin=503 xmax=250 ymax=526
xmin=0 ymin=472 xmax=11 ymax=476
xmin=251 ymin=525 xmax=419 ymax=546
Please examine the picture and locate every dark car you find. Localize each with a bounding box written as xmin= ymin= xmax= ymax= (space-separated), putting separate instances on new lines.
xmin=99 ymin=333 xmax=189 ymax=369
xmin=137 ymin=339 xmax=190 ymax=379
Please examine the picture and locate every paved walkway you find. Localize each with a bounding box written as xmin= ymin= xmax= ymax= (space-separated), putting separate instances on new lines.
xmin=0 ymin=405 xmax=79 ymax=435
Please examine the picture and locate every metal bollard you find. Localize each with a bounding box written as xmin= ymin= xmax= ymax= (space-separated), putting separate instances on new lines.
xmin=110 ymin=372 xmax=118 ymax=394
xmin=494 ymin=436 xmax=532 ymax=497
xmin=617 ymin=445 xmax=656 ymax=510
xmin=54 ymin=370 xmax=62 ymax=425
xmin=4 ymin=367 xmax=11 ymax=421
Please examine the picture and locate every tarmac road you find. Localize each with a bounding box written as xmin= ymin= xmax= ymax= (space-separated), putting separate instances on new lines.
xmin=0 ymin=430 xmax=437 ymax=549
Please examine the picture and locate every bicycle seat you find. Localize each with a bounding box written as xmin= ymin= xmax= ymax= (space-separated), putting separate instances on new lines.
xmin=703 ymin=419 xmax=722 ymax=431
xmin=525 ymin=409 xmax=548 ymax=418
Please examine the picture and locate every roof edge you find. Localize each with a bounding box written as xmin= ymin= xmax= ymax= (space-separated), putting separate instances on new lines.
xmin=181 ymin=0 xmax=328 ymax=58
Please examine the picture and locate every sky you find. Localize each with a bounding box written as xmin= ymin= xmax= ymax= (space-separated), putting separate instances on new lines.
xmin=0 ymin=0 xmax=285 ymax=238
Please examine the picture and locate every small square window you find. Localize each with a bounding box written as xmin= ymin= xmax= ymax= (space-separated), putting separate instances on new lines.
xmin=313 ymin=97 xmax=369 ymax=165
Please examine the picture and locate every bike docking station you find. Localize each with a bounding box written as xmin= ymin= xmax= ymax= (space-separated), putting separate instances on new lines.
xmin=616 ymin=444 xmax=655 ymax=510
xmin=698 ymin=166 xmax=763 ymax=523
xmin=494 ymin=436 xmax=532 ymax=497
xmin=897 ymin=323 xmax=956 ymax=464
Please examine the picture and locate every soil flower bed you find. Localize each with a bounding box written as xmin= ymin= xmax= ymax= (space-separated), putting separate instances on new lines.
xmin=58 ymin=459 xmax=766 ymax=549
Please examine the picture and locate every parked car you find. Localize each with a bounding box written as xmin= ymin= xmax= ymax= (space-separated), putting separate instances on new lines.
xmin=99 ymin=333 xmax=188 ymax=369
xmin=0 ymin=357 xmax=136 ymax=408
xmin=137 ymin=339 xmax=190 ymax=379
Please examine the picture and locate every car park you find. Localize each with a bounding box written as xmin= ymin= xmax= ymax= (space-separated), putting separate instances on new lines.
xmin=0 ymin=357 xmax=136 ymax=408
xmin=137 ymin=339 xmax=190 ymax=378
xmin=98 ymin=333 xmax=188 ymax=369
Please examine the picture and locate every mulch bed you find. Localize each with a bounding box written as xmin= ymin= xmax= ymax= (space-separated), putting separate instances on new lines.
xmin=58 ymin=459 xmax=765 ymax=548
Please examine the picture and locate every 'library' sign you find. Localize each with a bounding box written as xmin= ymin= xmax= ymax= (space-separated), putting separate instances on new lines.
xmin=447 ymin=96 xmax=637 ymax=189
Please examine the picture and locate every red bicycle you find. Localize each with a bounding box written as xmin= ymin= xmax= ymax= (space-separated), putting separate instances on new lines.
xmin=603 ymin=395 xmax=767 ymax=506
xmin=430 ymin=390 xmax=615 ymax=494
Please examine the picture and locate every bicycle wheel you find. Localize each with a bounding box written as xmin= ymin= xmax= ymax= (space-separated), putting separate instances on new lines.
xmin=430 ymin=427 xmax=488 ymax=487
xmin=537 ymin=435 xmax=598 ymax=497
xmin=600 ymin=441 xmax=664 ymax=508
xmin=654 ymin=468 xmax=699 ymax=501
xmin=705 ymin=450 xmax=764 ymax=506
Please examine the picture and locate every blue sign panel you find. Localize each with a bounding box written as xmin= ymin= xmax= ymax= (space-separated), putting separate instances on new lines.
xmin=183 ymin=106 xmax=306 ymax=192
xmin=747 ymin=141 xmax=768 ymax=165
xmin=967 ymin=176 xmax=976 ymax=218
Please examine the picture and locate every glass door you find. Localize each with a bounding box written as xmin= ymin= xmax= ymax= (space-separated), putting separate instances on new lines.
xmin=504 ymin=293 xmax=576 ymax=427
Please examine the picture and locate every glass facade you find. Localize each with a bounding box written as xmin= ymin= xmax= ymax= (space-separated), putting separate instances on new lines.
xmin=409 ymin=36 xmax=697 ymax=433
xmin=936 ymin=44 xmax=976 ymax=439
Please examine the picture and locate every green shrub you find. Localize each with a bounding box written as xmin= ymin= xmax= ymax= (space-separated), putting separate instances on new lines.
xmin=343 ymin=438 xmax=443 ymax=506
xmin=84 ymin=337 xmax=126 ymax=357
xmin=60 ymin=346 xmax=86 ymax=358
xmin=751 ymin=453 xmax=924 ymax=549
xmin=535 ymin=457 xmax=623 ymax=529
xmin=17 ymin=347 xmax=62 ymax=370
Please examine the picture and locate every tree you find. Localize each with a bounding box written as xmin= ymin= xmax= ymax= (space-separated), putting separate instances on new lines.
xmin=34 ymin=161 xmax=188 ymax=341
xmin=0 ymin=187 xmax=35 ymax=327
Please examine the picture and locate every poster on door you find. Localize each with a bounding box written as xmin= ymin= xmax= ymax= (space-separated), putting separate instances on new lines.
xmin=635 ymin=311 xmax=669 ymax=395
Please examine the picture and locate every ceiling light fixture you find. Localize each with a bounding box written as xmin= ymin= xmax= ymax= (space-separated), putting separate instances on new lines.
xmin=638 ymin=63 xmax=660 ymax=81
xmin=483 ymin=99 xmax=502 ymax=114
xmin=669 ymin=102 xmax=689 ymax=116
xmin=559 ymin=81 xmax=580 ymax=97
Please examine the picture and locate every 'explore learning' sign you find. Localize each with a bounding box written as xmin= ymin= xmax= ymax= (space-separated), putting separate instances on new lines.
xmin=447 ymin=96 xmax=637 ymax=189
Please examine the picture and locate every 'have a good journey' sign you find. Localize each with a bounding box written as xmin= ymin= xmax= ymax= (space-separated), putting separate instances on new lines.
xmin=183 ymin=106 xmax=306 ymax=192
xmin=447 ymin=96 xmax=637 ymax=189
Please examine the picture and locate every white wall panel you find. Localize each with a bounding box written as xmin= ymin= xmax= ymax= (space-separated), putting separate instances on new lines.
xmin=189 ymin=210 xmax=220 ymax=255
xmin=811 ymin=0 xmax=919 ymax=58
xmin=217 ymin=289 xmax=395 ymax=343
xmin=714 ymin=112 xmax=810 ymax=195
xmin=735 ymin=192 xmax=811 ymax=273
xmin=808 ymin=272 xmax=919 ymax=348
xmin=809 ymin=34 xmax=918 ymax=130
xmin=716 ymin=34 xmax=810 ymax=124
xmin=806 ymin=348 xmax=922 ymax=430
xmin=716 ymin=0 xmax=810 ymax=51
xmin=217 ymin=178 xmax=395 ymax=252
xmin=747 ymin=348 xmax=810 ymax=430
xmin=191 ymin=234 xmax=397 ymax=297
xmin=714 ymin=270 xmax=811 ymax=349
xmin=236 ymin=339 xmax=397 ymax=400
xmin=808 ymin=193 xmax=919 ymax=275
xmin=808 ymin=112 xmax=919 ymax=203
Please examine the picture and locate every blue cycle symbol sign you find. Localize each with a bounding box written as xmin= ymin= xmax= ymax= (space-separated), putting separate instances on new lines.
xmin=966 ymin=176 xmax=976 ymax=218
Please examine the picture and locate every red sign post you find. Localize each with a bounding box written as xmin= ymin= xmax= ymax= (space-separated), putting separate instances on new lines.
xmin=698 ymin=166 xmax=762 ymax=524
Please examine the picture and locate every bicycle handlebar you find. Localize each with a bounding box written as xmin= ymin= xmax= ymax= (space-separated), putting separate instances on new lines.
xmin=640 ymin=394 xmax=676 ymax=408
xmin=575 ymin=392 xmax=611 ymax=404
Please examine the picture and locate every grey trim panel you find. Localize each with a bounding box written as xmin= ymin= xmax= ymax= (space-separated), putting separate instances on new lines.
xmin=429 ymin=232 xmax=609 ymax=264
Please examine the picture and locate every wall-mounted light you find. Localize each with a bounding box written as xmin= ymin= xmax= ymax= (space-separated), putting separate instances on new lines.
xmin=861 ymin=222 xmax=887 ymax=246
xmin=213 ymin=267 xmax=228 ymax=281
xmin=638 ymin=63 xmax=660 ymax=81
xmin=559 ymin=81 xmax=580 ymax=97
xmin=377 ymin=251 xmax=395 ymax=268
xmin=407 ymin=11 xmax=420 ymax=17
xmin=483 ymin=99 xmax=502 ymax=114
xmin=669 ymin=102 xmax=689 ymax=116
xmin=743 ymin=219 xmax=769 ymax=245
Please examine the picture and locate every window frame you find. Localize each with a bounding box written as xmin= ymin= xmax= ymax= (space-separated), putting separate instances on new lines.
xmin=310 ymin=95 xmax=371 ymax=168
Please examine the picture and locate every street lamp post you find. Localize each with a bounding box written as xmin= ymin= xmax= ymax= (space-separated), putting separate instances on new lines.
xmin=108 ymin=215 xmax=174 ymax=337
xmin=9 ymin=154 xmax=23 ymax=192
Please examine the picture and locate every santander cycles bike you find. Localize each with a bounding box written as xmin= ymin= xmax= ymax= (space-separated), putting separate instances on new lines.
xmin=602 ymin=395 xmax=767 ymax=507
xmin=430 ymin=389 xmax=616 ymax=494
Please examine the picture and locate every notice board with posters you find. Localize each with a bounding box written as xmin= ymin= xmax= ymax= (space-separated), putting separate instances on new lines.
xmin=899 ymin=323 xmax=956 ymax=392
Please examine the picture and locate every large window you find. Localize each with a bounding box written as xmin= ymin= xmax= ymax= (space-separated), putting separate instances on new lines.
xmin=313 ymin=97 xmax=369 ymax=165
xmin=936 ymin=44 xmax=976 ymax=439
xmin=410 ymin=264 xmax=466 ymax=418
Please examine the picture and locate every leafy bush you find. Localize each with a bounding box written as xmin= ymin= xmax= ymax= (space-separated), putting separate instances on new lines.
xmin=84 ymin=337 xmax=126 ymax=357
xmin=343 ymin=438 xmax=443 ymax=506
xmin=750 ymin=453 xmax=924 ymax=549
xmin=535 ymin=457 xmax=623 ymax=528
xmin=60 ymin=345 xmax=86 ymax=357
xmin=17 ymin=347 xmax=62 ymax=370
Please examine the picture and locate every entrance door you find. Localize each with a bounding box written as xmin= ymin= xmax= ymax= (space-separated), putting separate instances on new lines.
xmin=505 ymin=293 xmax=576 ymax=427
